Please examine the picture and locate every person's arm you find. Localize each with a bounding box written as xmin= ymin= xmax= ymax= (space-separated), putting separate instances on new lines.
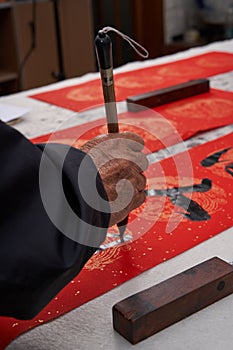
xmin=0 ymin=121 xmax=148 ymax=320
xmin=0 ymin=121 xmax=110 ymax=320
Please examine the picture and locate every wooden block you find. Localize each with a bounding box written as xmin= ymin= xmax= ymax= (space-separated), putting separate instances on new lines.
xmin=126 ymin=79 xmax=210 ymax=112
xmin=112 ymin=257 xmax=233 ymax=344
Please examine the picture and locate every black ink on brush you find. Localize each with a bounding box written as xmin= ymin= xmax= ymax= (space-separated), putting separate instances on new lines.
xmin=95 ymin=30 xmax=127 ymax=241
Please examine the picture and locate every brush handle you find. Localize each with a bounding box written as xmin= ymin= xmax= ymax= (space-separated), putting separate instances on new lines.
xmin=95 ymin=31 xmax=128 ymax=238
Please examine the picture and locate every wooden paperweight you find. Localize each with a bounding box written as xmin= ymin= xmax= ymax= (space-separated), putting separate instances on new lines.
xmin=126 ymin=79 xmax=210 ymax=112
xmin=112 ymin=257 xmax=233 ymax=344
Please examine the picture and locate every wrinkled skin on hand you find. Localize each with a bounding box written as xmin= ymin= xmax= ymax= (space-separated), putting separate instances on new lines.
xmin=80 ymin=132 xmax=148 ymax=227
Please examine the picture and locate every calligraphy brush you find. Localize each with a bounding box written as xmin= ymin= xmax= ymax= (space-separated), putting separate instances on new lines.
xmin=95 ymin=30 xmax=128 ymax=242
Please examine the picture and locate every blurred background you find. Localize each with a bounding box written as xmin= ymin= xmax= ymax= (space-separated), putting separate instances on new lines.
xmin=0 ymin=0 xmax=233 ymax=95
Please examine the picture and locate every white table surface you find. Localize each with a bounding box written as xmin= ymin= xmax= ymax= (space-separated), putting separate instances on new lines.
xmin=2 ymin=39 xmax=233 ymax=350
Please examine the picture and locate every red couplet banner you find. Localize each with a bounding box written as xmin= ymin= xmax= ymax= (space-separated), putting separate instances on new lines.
xmin=30 ymin=52 xmax=233 ymax=112
xmin=31 ymin=88 xmax=233 ymax=154
xmin=0 ymin=129 xmax=233 ymax=349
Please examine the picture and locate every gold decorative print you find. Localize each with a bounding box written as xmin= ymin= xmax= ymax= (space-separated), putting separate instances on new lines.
xmin=67 ymin=86 xmax=103 ymax=102
xmin=156 ymin=65 xmax=204 ymax=77
xmin=96 ymin=116 xmax=178 ymax=144
xmin=84 ymin=247 xmax=122 ymax=271
xmin=196 ymin=55 xmax=233 ymax=68
xmin=67 ymin=116 xmax=179 ymax=151
xmin=119 ymin=116 xmax=178 ymax=141
xmin=165 ymin=98 xmax=233 ymax=120
xmin=42 ymin=112 xmax=180 ymax=154
xmin=115 ymin=75 xmax=164 ymax=89
xmin=84 ymin=229 xmax=132 ymax=271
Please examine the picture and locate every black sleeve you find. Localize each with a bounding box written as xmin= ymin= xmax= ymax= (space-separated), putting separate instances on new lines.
xmin=0 ymin=121 xmax=110 ymax=320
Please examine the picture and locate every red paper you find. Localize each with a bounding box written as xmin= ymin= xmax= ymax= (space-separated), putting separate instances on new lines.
xmin=32 ymin=88 xmax=233 ymax=154
xmin=30 ymin=52 xmax=233 ymax=112
xmin=1 ymin=131 xmax=233 ymax=350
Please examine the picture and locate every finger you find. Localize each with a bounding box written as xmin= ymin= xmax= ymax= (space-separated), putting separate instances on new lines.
xmin=121 ymin=151 xmax=148 ymax=172
xmin=109 ymin=144 xmax=148 ymax=171
xmin=130 ymin=173 xmax=147 ymax=192
xmin=110 ymin=191 xmax=146 ymax=226
xmin=106 ymin=172 xmax=146 ymax=208
xmin=100 ymin=131 xmax=144 ymax=145
xmin=128 ymin=190 xmax=147 ymax=212
xmin=83 ymin=132 xmax=145 ymax=151
xmin=100 ymin=157 xmax=148 ymax=188
xmin=119 ymin=132 xmax=145 ymax=151
xmin=99 ymin=159 xmax=129 ymax=182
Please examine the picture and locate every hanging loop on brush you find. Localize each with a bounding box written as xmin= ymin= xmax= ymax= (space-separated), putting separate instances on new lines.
xmin=98 ymin=26 xmax=149 ymax=59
